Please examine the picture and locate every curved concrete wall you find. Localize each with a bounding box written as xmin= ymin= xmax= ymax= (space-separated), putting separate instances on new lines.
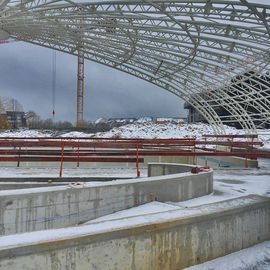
xmin=0 ymin=163 xmax=213 ymax=236
xmin=0 ymin=195 xmax=269 ymax=270
xmin=148 ymin=162 xmax=198 ymax=176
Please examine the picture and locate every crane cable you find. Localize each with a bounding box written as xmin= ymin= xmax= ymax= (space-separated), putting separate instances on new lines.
xmin=52 ymin=50 xmax=56 ymax=118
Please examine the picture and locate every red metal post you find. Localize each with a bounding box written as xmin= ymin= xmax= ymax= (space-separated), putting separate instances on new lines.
xmin=136 ymin=143 xmax=140 ymax=177
xmin=193 ymin=139 xmax=196 ymax=165
xmin=59 ymin=143 xmax=64 ymax=177
xmin=17 ymin=146 xmax=21 ymax=167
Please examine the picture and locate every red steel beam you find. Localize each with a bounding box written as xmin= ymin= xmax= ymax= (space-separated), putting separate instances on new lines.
xmin=0 ymin=141 xmax=196 ymax=148
xmin=0 ymin=137 xmax=196 ymax=142
xmin=0 ymin=149 xmax=269 ymax=158
xmin=0 ymin=156 xmax=145 ymax=162
xmin=0 ymin=139 xmax=262 ymax=148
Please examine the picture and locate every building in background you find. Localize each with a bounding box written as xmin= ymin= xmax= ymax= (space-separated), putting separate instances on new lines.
xmin=6 ymin=111 xmax=27 ymax=128
xmin=0 ymin=97 xmax=27 ymax=129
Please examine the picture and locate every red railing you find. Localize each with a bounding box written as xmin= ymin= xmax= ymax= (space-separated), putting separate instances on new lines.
xmin=0 ymin=136 xmax=268 ymax=176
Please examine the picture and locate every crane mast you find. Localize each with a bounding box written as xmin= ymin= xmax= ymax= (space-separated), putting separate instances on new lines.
xmin=76 ymin=7 xmax=84 ymax=128
xmin=76 ymin=49 xmax=84 ymax=128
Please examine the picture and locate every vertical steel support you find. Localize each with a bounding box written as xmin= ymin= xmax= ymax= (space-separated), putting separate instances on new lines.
xmin=77 ymin=143 xmax=80 ymax=167
xmin=77 ymin=50 xmax=84 ymax=128
xmin=59 ymin=143 xmax=64 ymax=177
xmin=193 ymin=139 xmax=196 ymax=165
xmin=17 ymin=146 xmax=21 ymax=167
xmin=52 ymin=50 xmax=56 ymax=119
xmin=136 ymin=143 xmax=140 ymax=177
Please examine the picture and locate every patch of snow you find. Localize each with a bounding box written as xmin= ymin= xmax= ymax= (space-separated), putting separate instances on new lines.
xmin=60 ymin=131 xmax=94 ymax=137
xmin=184 ymin=240 xmax=270 ymax=270
xmin=136 ymin=117 xmax=153 ymax=123
xmin=0 ymin=166 xmax=147 ymax=178
xmin=94 ymin=122 xmax=239 ymax=140
xmin=94 ymin=117 xmax=107 ymax=124
xmin=168 ymin=159 xmax=270 ymax=208
xmin=0 ymin=129 xmax=52 ymax=137
xmin=85 ymin=201 xmax=181 ymax=224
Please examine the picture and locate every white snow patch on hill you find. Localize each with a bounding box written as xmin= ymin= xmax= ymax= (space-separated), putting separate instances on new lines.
xmin=0 ymin=123 xmax=269 ymax=148
xmin=0 ymin=129 xmax=51 ymax=137
xmin=95 ymin=123 xmax=236 ymax=139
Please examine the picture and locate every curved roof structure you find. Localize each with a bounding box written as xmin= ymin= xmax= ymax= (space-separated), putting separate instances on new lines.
xmin=1 ymin=0 xmax=270 ymax=134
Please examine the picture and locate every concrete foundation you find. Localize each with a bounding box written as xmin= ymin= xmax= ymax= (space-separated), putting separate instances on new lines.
xmin=148 ymin=162 xmax=196 ymax=177
xmin=0 ymin=155 xmax=193 ymax=168
xmin=0 ymin=195 xmax=269 ymax=270
xmin=0 ymin=176 xmax=132 ymax=183
xmin=0 ymin=163 xmax=213 ymax=235
xmin=197 ymin=155 xmax=258 ymax=168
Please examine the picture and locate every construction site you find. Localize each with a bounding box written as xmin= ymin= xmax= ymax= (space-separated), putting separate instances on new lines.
xmin=0 ymin=0 xmax=270 ymax=269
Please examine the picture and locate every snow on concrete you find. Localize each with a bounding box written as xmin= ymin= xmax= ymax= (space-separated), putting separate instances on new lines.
xmin=0 ymin=206 xmax=203 ymax=250
xmin=85 ymin=195 xmax=262 ymax=225
xmin=184 ymin=240 xmax=270 ymax=270
xmin=0 ymin=169 xmax=207 ymax=196
xmin=84 ymin=201 xmax=181 ymax=224
xmin=0 ymin=195 xmax=263 ymax=250
xmin=168 ymin=158 xmax=270 ymax=208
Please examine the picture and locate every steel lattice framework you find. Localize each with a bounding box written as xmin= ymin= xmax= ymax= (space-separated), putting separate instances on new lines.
xmin=1 ymin=0 xmax=270 ymax=134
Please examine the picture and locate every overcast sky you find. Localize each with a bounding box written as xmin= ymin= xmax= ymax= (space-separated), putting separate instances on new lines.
xmin=0 ymin=41 xmax=186 ymax=123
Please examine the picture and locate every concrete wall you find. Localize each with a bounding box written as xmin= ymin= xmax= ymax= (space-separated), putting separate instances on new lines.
xmin=0 ymin=176 xmax=132 ymax=183
xmin=0 ymin=155 xmax=193 ymax=168
xmin=0 ymin=177 xmax=134 ymax=190
xmin=0 ymin=195 xmax=269 ymax=270
xmin=197 ymin=155 xmax=258 ymax=168
xmin=148 ymin=162 xmax=196 ymax=177
xmin=0 ymin=164 xmax=213 ymax=236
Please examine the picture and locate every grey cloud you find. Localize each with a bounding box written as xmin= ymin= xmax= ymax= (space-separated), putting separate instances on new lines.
xmin=0 ymin=41 xmax=186 ymax=123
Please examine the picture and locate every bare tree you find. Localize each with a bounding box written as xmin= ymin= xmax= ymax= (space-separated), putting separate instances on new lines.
xmin=25 ymin=111 xmax=41 ymax=128
xmin=0 ymin=99 xmax=11 ymax=130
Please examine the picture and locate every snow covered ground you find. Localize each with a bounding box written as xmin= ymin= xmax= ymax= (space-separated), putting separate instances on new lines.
xmin=0 ymin=122 xmax=269 ymax=149
xmin=185 ymin=240 xmax=270 ymax=270
xmin=168 ymin=158 xmax=270 ymax=208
